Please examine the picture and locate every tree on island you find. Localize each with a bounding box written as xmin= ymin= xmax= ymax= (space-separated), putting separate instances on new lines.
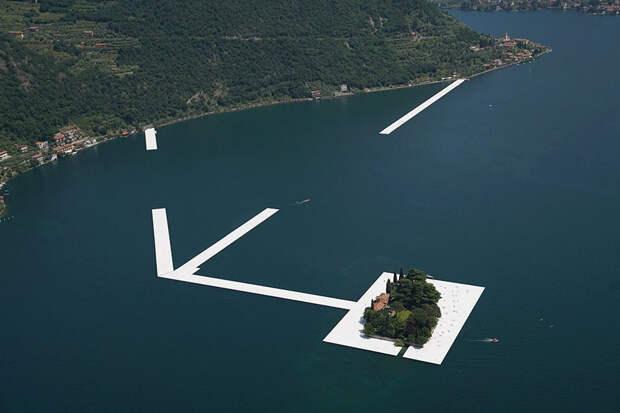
xmin=364 ymin=268 xmax=441 ymax=346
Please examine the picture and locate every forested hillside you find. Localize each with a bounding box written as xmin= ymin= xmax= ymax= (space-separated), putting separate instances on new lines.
xmin=0 ymin=0 xmax=511 ymax=147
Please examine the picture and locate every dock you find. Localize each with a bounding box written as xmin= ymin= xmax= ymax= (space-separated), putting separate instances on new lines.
xmin=145 ymin=127 xmax=157 ymax=150
xmin=380 ymin=79 xmax=465 ymax=135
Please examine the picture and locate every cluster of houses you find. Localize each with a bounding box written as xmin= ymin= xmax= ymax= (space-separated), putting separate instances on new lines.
xmin=457 ymin=0 xmax=620 ymax=14
xmin=0 ymin=126 xmax=96 ymax=169
xmin=480 ymin=33 xmax=537 ymax=70
xmin=1 ymin=124 xmax=138 ymax=172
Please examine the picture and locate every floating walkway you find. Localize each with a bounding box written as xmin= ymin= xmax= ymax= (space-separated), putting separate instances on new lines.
xmin=151 ymin=208 xmax=485 ymax=364
xmin=175 ymin=208 xmax=279 ymax=275
xmin=324 ymin=273 xmax=484 ymax=364
xmin=145 ymin=127 xmax=157 ymax=150
xmin=379 ymin=79 xmax=465 ymax=135
xmin=152 ymin=208 xmax=174 ymax=275
xmin=160 ymin=272 xmax=356 ymax=310
xmin=403 ymin=279 xmax=484 ymax=364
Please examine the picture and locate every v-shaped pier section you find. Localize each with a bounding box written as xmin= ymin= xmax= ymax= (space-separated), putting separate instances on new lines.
xmin=151 ymin=208 xmax=485 ymax=365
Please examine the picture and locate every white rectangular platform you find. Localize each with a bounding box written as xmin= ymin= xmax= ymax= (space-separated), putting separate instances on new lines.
xmin=323 ymin=272 xmax=402 ymax=356
xmin=324 ymin=272 xmax=484 ymax=364
xmin=403 ymin=279 xmax=484 ymax=364
xmin=380 ymin=79 xmax=465 ymax=135
xmin=145 ymin=127 xmax=157 ymax=150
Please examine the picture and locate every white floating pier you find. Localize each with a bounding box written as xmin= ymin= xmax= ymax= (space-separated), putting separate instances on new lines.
xmin=151 ymin=208 xmax=485 ymax=365
xmin=379 ymin=79 xmax=465 ymax=135
xmin=145 ymin=127 xmax=158 ymax=150
xmin=323 ymin=272 xmax=484 ymax=364
xmin=175 ymin=208 xmax=279 ymax=275
xmin=161 ymin=272 xmax=356 ymax=310
xmin=323 ymin=272 xmax=402 ymax=356
xmin=403 ymin=279 xmax=484 ymax=364
xmin=152 ymin=208 xmax=174 ymax=275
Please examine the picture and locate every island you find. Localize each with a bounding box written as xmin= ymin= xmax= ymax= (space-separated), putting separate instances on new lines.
xmin=364 ymin=268 xmax=441 ymax=347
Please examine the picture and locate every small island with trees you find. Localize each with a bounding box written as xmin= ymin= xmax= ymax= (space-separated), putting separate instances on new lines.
xmin=364 ymin=268 xmax=442 ymax=347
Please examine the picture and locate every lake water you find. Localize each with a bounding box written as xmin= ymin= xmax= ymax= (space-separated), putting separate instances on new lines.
xmin=1 ymin=10 xmax=618 ymax=413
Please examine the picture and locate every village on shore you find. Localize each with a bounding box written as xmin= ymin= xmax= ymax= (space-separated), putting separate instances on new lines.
xmin=0 ymin=33 xmax=548 ymax=213
xmin=0 ymin=126 xmax=138 ymax=192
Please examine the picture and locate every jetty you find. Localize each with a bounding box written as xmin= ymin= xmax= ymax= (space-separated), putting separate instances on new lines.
xmin=145 ymin=127 xmax=157 ymax=150
xmin=380 ymin=79 xmax=465 ymax=135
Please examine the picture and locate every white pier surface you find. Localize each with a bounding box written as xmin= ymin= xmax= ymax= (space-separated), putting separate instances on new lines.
xmin=145 ymin=127 xmax=157 ymax=150
xmin=324 ymin=272 xmax=402 ymax=355
xmin=175 ymin=208 xmax=279 ymax=275
xmin=379 ymin=79 xmax=465 ymax=135
xmin=152 ymin=208 xmax=174 ymax=275
xmin=403 ymin=279 xmax=484 ymax=365
xmin=151 ymin=208 xmax=485 ymax=364
xmin=324 ymin=272 xmax=484 ymax=364
xmin=161 ymin=272 xmax=356 ymax=310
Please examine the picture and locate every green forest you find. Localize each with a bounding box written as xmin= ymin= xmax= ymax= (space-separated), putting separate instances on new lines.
xmin=1 ymin=0 xmax=518 ymax=149
xmin=364 ymin=268 xmax=441 ymax=346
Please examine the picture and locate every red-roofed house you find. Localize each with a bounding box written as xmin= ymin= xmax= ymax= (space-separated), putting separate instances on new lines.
xmin=372 ymin=293 xmax=390 ymax=311
xmin=36 ymin=141 xmax=49 ymax=151
xmin=0 ymin=150 xmax=8 ymax=160
xmin=53 ymin=133 xmax=65 ymax=145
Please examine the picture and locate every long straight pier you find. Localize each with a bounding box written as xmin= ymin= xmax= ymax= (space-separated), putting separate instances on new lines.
xmin=175 ymin=208 xmax=279 ymax=275
xmin=161 ymin=272 xmax=356 ymax=310
xmin=379 ymin=79 xmax=465 ymax=135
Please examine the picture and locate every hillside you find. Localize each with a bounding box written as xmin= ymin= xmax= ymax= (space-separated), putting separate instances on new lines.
xmin=0 ymin=0 xmax=536 ymax=150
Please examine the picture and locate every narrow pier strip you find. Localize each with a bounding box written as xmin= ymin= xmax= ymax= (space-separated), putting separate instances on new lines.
xmin=379 ymin=79 xmax=465 ymax=135
xmin=145 ymin=127 xmax=158 ymax=150
xmin=152 ymin=208 xmax=174 ymax=275
xmin=175 ymin=208 xmax=279 ymax=275
xmin=161 ymin=272 xmax=356 ymax=310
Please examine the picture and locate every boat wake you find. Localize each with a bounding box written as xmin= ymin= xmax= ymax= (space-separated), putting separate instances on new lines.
xmin=289 ymin=198 xmax=311 ymax=206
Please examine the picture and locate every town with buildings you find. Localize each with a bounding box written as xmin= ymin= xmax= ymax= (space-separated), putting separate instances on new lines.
xmin=0 ymin=126 xmax=137 ymax=203
xmin=479 ymin=33 xmax=545 ymax=71
xmin=434 ymin=0 xmax=620 ymax=14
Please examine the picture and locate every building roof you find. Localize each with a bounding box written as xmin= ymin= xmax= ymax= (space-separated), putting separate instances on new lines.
xmin=0 ymin=150 xmax=7 ymax=155
xmin=372 ymin=293 xmax=390 ymax=311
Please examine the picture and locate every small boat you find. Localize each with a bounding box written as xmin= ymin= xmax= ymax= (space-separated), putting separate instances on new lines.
xmin=491 ymin=338 xmax=499 ymax=343
xmin=296 ymin=198 xmax=311 ymax=205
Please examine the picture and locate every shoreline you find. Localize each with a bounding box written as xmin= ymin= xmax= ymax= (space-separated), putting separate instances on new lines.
xmin=441 ymin=6 xmax=620 ymax=16
xmin=152 ymin=50 xmax=550 ymax=132
xmin=0 ymin=47 xmax=551 ymax=206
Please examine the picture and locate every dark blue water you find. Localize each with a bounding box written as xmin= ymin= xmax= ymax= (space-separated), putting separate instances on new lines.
xmin=1 ymin=10 xmax=618 ymax=412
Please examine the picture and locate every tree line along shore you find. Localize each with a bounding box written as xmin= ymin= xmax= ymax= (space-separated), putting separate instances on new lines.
xmin=0 ymin=0 xmax=550 ymax=204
